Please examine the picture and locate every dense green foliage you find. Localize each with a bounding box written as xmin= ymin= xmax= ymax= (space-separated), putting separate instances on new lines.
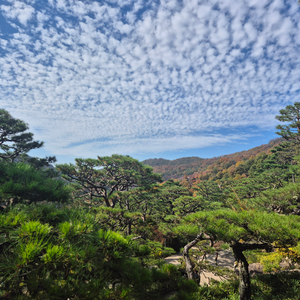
xmin=0 ymin=109 xmax=43 ymax=161
xmin=0 ymin=161 xmax=70 ymax=206
xmin=276 ymin=101 xmax=300 ymax=142
xmin=195 ymin=272 xmax=300 ymax=300
xmin=179 ymin=210 xmax=300 ymax=245
xmin=2 ymin=104 xmax=300 ymax=299
xmin=0 ymin=204 xmax=197 ymax=299
xmin=56 ymin=155 xmax=162 ymax=208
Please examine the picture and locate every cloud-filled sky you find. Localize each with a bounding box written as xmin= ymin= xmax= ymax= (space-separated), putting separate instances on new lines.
xmin=0 ymin=0 xmax=300 ymax=163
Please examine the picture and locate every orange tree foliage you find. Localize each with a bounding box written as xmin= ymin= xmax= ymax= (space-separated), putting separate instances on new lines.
xmin=143 ymin=138 xmax=282 ymax=182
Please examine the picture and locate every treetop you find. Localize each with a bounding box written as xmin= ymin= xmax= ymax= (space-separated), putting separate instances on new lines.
xmin=0 ymin=108 xmax=43 ymax=161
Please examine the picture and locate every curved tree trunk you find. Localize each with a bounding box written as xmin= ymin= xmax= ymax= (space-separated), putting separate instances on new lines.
xmin=183 ymin=233 xmax=212 ymax=282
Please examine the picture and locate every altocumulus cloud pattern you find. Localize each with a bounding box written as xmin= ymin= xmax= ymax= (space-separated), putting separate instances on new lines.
xmin=0 ymin=0 xmax=299 ymax=159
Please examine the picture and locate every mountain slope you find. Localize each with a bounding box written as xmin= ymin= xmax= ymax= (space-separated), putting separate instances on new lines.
xmin=143 ymin=138 xmax=282 ymax=181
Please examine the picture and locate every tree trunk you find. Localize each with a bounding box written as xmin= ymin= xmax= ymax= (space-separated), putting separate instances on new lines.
xmin=231 ymin=242 xmax=272 ymax=300
xmin=183 ymin=233 xmax=211 ymax=282
xmin=127 ymin=221 xmax=132 ymax=236
xmin=183 ymin=239 xmax=198 ymax=280
xmin=232 ymin=245 xmax=251 ymax=300
xmin=292 ymin=173 xmax=295 ymax=184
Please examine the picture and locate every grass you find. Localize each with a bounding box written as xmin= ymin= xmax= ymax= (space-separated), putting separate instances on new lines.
xmin=194 ymin=271 xmax=300 ymax=300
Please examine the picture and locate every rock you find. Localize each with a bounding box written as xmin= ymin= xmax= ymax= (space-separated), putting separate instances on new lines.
xmin=280 ymin=259 xmax=292 ymax=270
xmin=248 ymin=263 xmax=263 ymax=276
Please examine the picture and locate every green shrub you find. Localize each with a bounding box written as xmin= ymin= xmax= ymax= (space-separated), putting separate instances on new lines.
xmin=0 ymin=204 xmax=193 ymax=299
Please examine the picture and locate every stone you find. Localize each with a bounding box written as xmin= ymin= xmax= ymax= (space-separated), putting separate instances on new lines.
xmin=279 ymin=259 xmax=292 ymax=270
xmin=248 ymin=263 xmax=263 ymax=276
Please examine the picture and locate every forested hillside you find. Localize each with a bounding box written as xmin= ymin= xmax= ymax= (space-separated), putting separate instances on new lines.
xmin=143 ymin=138 xmax=282 ymax=181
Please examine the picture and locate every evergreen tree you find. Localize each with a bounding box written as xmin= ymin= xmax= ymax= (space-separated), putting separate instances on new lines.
xmin=18 ymin=153 xmax=57 ymax=171
xmin=57 ymin=155 xmax=162 ymax=208
xmin=276 ymin=102 xmax=300 ymax=142
xmin=177 ymin=210 xmax=300 ymax=300
xmin=0 ymin=161 xmax=70 ymax=206
xmin=0 ymin=204 xmax=197 ymax=299
xmin=0 ymin=109 xmax=43 ymax=161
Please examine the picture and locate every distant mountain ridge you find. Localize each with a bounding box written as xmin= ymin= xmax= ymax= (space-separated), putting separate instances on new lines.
xmin=142 ymin=138 xmax=283 ymax=181
xmin=142 ymin=156 xmax=203 ymax=167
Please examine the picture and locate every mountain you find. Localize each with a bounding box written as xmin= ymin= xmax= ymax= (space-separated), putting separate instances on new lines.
xmin=142 ymin=156 xmax=203 ymax=167
xmin=143 ymin=138 xmax=283 ymax=181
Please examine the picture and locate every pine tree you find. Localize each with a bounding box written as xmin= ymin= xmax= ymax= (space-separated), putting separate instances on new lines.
xmin=56 ymin=155 xmax=162 ymax=208
xmin=0 ymin=109 xmax=43 ymax=161
xmin=177 ymin=210 xmax=300 ymax=300
xmin=276 ymin=102 xmax=300 ymax=142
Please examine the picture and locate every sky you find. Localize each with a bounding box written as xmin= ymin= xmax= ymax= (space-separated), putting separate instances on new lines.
xmin=0 ymin=0 xmax=300 ymax=164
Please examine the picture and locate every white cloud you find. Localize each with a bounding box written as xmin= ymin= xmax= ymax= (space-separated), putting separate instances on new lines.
xmin=1 ymin=1 xmax=35 ymax=25
xmin=0 ymin=0 xmax=299 ymax=160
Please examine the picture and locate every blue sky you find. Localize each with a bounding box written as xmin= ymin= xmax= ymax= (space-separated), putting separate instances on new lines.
xmin=0 ymin=0 xmax=300 ymax=164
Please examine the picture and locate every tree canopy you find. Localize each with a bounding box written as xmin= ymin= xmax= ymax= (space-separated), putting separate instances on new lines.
xmin=0 ymin=161 xmax=70 ymax=206
xmin=176 ymin=209 xmax=300 ymax=300
xmin=276 ymin=102 xmax=300 ymax=142
xmin=0 ymin=109 xmax=43 ymax=161
xmin=56 ymin=154 xmax=162 ymax=208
